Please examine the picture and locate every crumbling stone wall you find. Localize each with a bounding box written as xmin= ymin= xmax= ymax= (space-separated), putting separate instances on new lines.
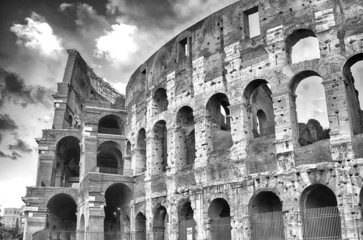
xmin=124 ymin=0 xmax=363 ymax=239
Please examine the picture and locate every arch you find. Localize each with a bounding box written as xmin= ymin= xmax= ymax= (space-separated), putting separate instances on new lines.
xmin=343 ymin=53 xmax=363 ymax=134
xmin=104 ymin=183 xmax=132 ymax=240
xmin=208 ymin=198 xmax=231 ymax=240
xmin=153 ymin=88 xmax=168 ymax=114
xmin=153 ymin=206 xmax=168 ymax=240
xmin=135 ymin=128 xmax=146 ymax=174
xmin=135 ymin=212 xmax=146 ymax=240
xmin=243 ymin=79 xmax=275 ymax=137
xmin=290 ymin=71 xmax=330 ymax=146
xmin=98 ymin=114 xmax=124 ymax=135
xmin=126 ymin=140 xmax=131 ymax=156
xmin=152 ymin=120 xmax=168 ymax=174
xmin=53 ymin=136 xmax=80 ymax=187
xmin=46 ymin=193 xmax=77 ymax=239
xmin=300 ymin=184 xmax=341 ymax=239
xmin=97 ymin=141 xmax=123 ymax=174
xmin=206 ymin=93 xmax=233 ymax=151
xmin=176 ymin=106 xmax=196 ymax=168
xmin=179 ymin=200 xmax=195 ymax=240
xmin=249 ymin=191 xmax=284 ymax=240
xmin=285 ymin=29 xmax=320 ymax=64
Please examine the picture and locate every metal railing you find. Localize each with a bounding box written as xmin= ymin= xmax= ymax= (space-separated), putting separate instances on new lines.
xmin=250 ymin=211 xmax=285 ymax=240
xmin=302 ymin=206 xmax=342 ymax=240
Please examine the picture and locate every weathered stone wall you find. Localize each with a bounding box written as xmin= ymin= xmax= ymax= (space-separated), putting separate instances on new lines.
xmin=124 ymin=0 xmax=363 ymax=239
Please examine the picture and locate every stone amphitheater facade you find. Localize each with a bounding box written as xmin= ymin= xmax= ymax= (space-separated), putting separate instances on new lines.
xmin=23 ymin=0 xmax=363 ymax=240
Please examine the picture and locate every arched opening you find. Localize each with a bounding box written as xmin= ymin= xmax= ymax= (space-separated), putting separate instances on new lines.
xmin=68 ymin=115 xmax=73 ymax=128
xmin=179 ymin=201 xmax=195 ymax=240
xmin=243 ymin=80 xmax=275 ymax=138
xmin=136 ymin=128 xmax=146 ymax=174
xmin=46 ymin=193 xmax=77 ymax=239
xmin=250 ymin=191 xmax=284 ymax=240
xmin=153 ymin=206 xmax=168 ymax=240
xmin=301 ymin=184 xmax=341 ymax=239
xmin=104 ymin=183 xmax=132 ymax=240
xmin=206 ymin=93 xmax=233 ymax=151
xmin=176 ymin=106 xmax=196 ymax=168
xmin=98 ymin=114 xmax=124 ymax=135
xmin=208 ymin=198 xmax=231 ymax=240
xmin=135 ymin=212 xmax=146 ymax=240
xmin=126 ymin=141 xmax=131 ymax=156
xmin=290 ymin=71 xmax=330 ymax=146
xmin=53 ymin=136 xmax=80 ymax=187
xmin=97 ymin=141 xmax=123 ymax=174
xmin=152 ymin=120 xmax=168 ymax=174
xmin=286 ymin=29 xmax=320 ymax=64
xmin=343 ymin=53 xmax=363 ymax=135
xmin=153 ymin=88 xmax=168 ymax=114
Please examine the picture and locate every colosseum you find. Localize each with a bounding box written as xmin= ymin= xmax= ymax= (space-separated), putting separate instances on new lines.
xmin=22 ymin=0 xmax=363 ymax=239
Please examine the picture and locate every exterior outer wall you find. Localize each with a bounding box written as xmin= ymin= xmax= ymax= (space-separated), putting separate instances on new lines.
xmin=125 ymin=0 xmax=363 ymax=240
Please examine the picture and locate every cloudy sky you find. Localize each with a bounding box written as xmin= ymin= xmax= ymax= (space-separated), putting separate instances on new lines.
xmin=0 ymin=0 xmax=362 ymax=213
xmin=0 ymin=0 xmax=242 ymax=212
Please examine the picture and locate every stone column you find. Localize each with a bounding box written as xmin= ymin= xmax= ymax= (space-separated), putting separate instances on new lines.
xmin=229 ymin=102 xmax=248 ymax=162
xmin=322 ymin=77 xmax=354 ymax=161
xmin=191 ymin=192 xmax=203 ymax=240
xmin=88 ymin=208 xmax=104 ymax=240
xmin=23 ymin=208 xmax=47 ymax=240
xmin=82 ymin=136 xmax=97 ymax=177
xmin=36 ymin=147 xmax=55 ymax=186
xmin=272 ymin=91 xmax=298 ymax=171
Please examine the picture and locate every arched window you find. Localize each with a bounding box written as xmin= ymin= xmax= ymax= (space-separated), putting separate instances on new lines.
xmin=126 ymin=141 xmax=131 ymax=156
xmin=179 ymin=201 xmax=195 ymax=240
xmin=97 ymin=141 xmax=123 ymax=174
xmin=153 ymin=206 xmax=168 ymax=240
xmin=208 ymin=198 xmax=231 ymax=240
xmin=206 ymin=93 xmax=233 ymax=151
xmin=301 ymin=184 xmax=341 ymax=240
xmin=46 ymin=194 xmax=77 ymax=239
xmin=135 ymin=212 xmax=146 ymax=240
xmin=343 ymin=53 xmax=363 ymax=135
xmin=54 ymin=136 xmax=80 ymax=187
xmin=250 ymin=191 xmax=284 ymax=240
xmin=98 ymin=114 xmax=124 ymax=135
xmin=152 ymin=120 xmax=168 ymax=174
xmin=243 ymin=80 xmax=275 ymax=138
xmin=286 ymin=29 xmax=320 ymax=64
xmin=291 ymin=71 xmax=330 ymax=146
xmin=136 ymin=129 xmax=146 ymax=174
xmin=176 ymin=106 xmax=195 ymax=168
xmin=104 ymin=183 xmax=132 ymax=240
xmin=153 ymin=88 xmax=168 ymax=115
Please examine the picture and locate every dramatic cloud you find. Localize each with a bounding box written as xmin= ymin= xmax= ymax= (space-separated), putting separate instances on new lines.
xmin=0 ymin=68 xmax=53 ymax=108
xmin=10 ymin=12 xmax=63 ymax=58
xmin=0 ymin=114 xmax=18 ymax=141
xmin=0 ymin=114 xmax=17 ymax=131
xmin=0 ymin=151 xmax=21 ymax=160
xmin=8 ymin=139 xmax=33 ymax=153
xmin=94 ymin=21 xmax=138 ymax=66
